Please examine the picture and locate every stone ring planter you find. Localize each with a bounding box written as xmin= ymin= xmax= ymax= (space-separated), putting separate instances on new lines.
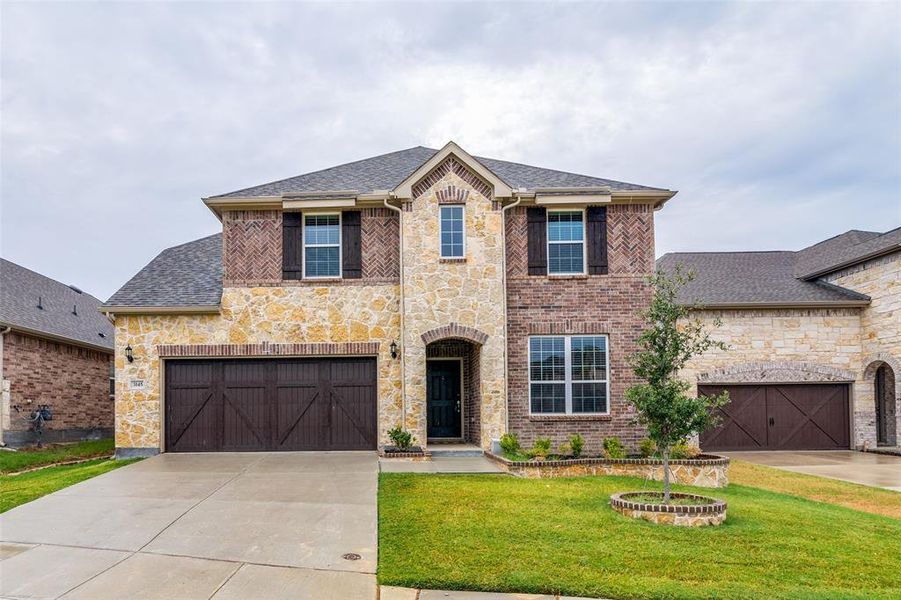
xmin=485 ymin=452 xmax=730 ymax=488
xmin=610 ymin=491 xmax=727 ymax=526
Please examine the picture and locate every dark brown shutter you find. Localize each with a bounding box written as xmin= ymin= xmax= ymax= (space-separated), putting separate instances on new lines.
xmin=587 ymin=206 xmax=608 ymax=275
xmin=527 ymin=207 xmax=547 ymax=275
xmin=282 ymin=212 xmax=303 ymax=280
xmin=342 ymin=211 xmax=362 ymax=279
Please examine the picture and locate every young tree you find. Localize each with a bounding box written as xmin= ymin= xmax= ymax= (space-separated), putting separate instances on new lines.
xmin=625 ymin=268 xmax=729 ymax=503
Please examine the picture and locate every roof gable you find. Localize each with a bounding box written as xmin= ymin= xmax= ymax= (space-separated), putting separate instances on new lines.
xmin=393 ymin=142 xmax=513 ymax=200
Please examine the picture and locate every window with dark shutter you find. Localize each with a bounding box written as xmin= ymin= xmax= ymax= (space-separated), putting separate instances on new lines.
xmin=527 ymin=207 xmax=547 ymax=275
xmin=282 ymin=212 xmax=303 ymax=280
xmin=342 ymin=211 xmax=362 ymax=279
xmin=586 ymin=206 xmax=608 ymax=275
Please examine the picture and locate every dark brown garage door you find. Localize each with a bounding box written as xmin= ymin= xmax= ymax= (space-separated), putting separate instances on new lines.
xmin=699 ymin=384 xmax=849 ymax=451
xmin=165 ymin=358 xmax=377 ymax=452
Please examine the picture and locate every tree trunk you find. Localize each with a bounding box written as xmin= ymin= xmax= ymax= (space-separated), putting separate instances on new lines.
xmin=662 ymin=447 xmax=671 ymax=504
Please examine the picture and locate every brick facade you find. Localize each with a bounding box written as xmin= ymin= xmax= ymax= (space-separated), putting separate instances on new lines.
xmin=223 ymin=208 xmax=399 ymax=286
xmin=504 ymin=204 xmax=656 ymax=453
xmin=2 ymin=331 xmax=113 ymax=443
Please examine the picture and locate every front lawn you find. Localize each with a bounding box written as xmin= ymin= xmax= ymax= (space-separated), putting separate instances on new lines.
xmin=729 ymin=459 xmax=901 ymax=519
xmin=379 ymin=473 xmax=901 ymax=600
xmin=0 ymin=438 xmax=114 ymax=474
xmin=0 ymin=458 xmax=139 ymax=513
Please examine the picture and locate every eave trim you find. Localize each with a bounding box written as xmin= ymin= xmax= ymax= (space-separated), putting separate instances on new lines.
xmin=100 ymin=305 xmax=222 ymax=315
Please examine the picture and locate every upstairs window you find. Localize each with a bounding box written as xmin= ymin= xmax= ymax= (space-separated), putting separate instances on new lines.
xmin=529 ymin=335 xmax=608 ymax=415
xmin=439 ymin=205 xmax=465 ymax=258
xmin=547 ymin=210 xmax=585 ymax=275
xmin=304 ymin=214 xmax=341 ymax=278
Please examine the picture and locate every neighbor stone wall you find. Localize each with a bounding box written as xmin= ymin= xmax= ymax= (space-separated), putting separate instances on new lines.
xmin=504 ymin=204 xmax=656 ymax=453
xmin=114 ymin=285 xmax=401 ymax=451
xmin=824 ymin=252 xmax=901 ymax=445
xmin=2 ymin=331 xmax=113 ymax=443
xmin=401 ymin=157 xmax=506 ymax=449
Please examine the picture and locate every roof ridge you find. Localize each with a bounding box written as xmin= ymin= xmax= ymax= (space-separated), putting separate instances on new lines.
xmin=659 ymin=250 xmax=795 ymax=256
xmin=160 ymin=232 xmax=222 ymax=254
xmin=475 ymin=154 xmax=668 ymax=191
xmin=208 ymin=146 xmax=435 ymax=198
xmin=0 ymin=257 xmax=103 ymax=303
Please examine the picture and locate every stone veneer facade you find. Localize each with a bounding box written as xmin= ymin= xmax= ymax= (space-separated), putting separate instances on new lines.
xmin=683 ymin=250 xmax=901 ymax=449
xmin=114 ymin=285 xmax=401 ymax=450
xmin=401 ymin=161 xmax=507 ymax=448
xmin=2 ymin=331 xmax=113 ymax=445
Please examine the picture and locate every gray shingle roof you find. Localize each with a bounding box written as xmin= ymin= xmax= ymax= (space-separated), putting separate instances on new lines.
xmin=104 ymin=234 xmax=222 ymax=308
xmin=795 ymin=227 xmax=901 ymax=279
xmin=210 ymin=146 xmax=666 ymax=198
xmin=0 ymin=259 xmax=114 ymax=350
xmin=656 ymin=251 xmax=871 ymax=307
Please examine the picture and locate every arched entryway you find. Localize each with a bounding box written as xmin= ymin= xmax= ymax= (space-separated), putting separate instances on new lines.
xmin=874 ymin=363 xmax=897 ymax=447
xmin=423 ymin=336 xmax=483 ymax=444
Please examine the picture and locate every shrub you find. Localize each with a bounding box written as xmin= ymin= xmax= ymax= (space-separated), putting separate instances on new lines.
xmin=569 ymin=433 xmax=585 ymax=458
xmin=602 ymin=437 xmax=626 ymax=459
xmin=499 ymin=433 xmax=520 ymax=456
xmin=529 ymin=438 xmax=552 ymax=459
xmin=670 ymin=441 xmax=701 ymax=459
xmin=557 ymin=442 xmax=572 ymax=457
xmin=387 ymin=426 xmax=415 ymax=451
xmin=639 ymin=438 xmax=657 ymax=458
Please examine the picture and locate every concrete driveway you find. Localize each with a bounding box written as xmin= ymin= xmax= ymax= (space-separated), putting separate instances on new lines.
xmin=725 ymin=450 xmax=901 ymax=491
xmin=0 ymin=452 xmax=378 ymax=599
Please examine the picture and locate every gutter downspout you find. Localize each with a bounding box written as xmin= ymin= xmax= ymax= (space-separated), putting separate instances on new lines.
xmin=0 ymin=325 xmax=10 ymax=447
xmin=499 ymin=193 xmax=523 ymax=444
xmin=383 ymin=197 xmax=406 ymax=433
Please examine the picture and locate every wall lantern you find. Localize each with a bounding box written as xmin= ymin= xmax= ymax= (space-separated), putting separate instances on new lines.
xmin=125 ymin=345 xmax=134 ymax=363
xmin=390 ymin=341 xmax=398 ymax=359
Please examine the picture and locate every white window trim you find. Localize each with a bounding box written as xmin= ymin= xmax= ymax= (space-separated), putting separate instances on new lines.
xmin=546 ymin=208 xmax=587 ymax=276
xmin=302 ymin=212 xmax=342 ymax=279
xmin=439 ymin=204 xmax=466 ymax=259
xmin=527 ymin=334 xmax=610 ymax=416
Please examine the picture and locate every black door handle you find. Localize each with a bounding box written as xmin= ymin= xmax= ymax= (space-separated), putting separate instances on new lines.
xmin=769 ymin=417 xmax=775 ymax=426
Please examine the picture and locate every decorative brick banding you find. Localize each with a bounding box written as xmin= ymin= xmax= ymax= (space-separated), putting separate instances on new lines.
xmin=436 ymin=185 xmax=469 ymax=204
xmin=610 ymin=492 xmax=727 ymax=526
xmin=698 ymin=361 xmax=856 ymax=384
xmin=157 ymin=341 xmax=380 ymax=358
xmin=486 ymin=453 xmax=730 ymax=488
xmin=421 ymin=323 xmax=489 ymax=346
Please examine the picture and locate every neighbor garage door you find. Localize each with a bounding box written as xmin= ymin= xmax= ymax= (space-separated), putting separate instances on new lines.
xmin=699 ymin=384 xmax=849 ymax=451
xmin=165 ymin=358 xmax=377 ymax=452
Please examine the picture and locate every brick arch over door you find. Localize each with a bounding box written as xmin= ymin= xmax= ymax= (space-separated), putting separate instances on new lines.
xmin=421 ymin=323 xmax=489 ymax=346
xmin=863 ymin=353 xmax=901 ymax=385
xmin=697 ymin=361 xmax=855 ymax=384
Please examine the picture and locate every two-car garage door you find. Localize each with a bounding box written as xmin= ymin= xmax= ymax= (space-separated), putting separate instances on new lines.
xmin=700 ymin=384 xmax=850 ymax=451
xmin=165 ymin=358 xmax=377 ymax=452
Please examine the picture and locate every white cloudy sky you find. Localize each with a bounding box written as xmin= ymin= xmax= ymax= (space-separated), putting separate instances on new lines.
xmin=2 ymin=1 xmax=899 ymax=300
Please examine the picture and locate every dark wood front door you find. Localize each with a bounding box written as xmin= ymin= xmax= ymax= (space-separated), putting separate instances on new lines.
xmin=700 ymin=384 xmax=849 ymax=451
xmin=427 ymin=360 xmax=462 ymax=439
xmin=165 ymin=357 xmax=377 ymax=452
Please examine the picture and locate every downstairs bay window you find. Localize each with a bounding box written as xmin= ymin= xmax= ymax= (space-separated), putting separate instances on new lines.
xmin=529 ymin=335 xmax=609 ymax=415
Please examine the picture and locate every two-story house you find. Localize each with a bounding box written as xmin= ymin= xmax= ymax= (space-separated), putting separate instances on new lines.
xmin=103 ymin=142 xmax=675 ymax=457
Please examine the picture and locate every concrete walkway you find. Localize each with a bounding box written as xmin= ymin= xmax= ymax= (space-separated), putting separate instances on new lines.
xmin=725 ymin=450 xmax=901 ymax=491
xmin=380 ymin=455 xmax=505 ymax=473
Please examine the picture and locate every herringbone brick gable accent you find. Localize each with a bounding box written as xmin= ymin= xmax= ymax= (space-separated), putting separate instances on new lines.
xmin=411 ymin=156 xmax=493 ymax=200
xmin=361 ymin=208 xmax=400 ymax=280
xmin=223 ymin=210 xmax=281 ymax=284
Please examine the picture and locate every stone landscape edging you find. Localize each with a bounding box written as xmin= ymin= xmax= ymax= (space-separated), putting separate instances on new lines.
xmin=610 ymin=491 xmax=727 ymax=526
xmin=485 ymin=452 xmax=730 ymax=488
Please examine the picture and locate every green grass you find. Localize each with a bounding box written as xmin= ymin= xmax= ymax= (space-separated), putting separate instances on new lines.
xmin=379 ymin=473 xmax=901 ymax=600
xmin=0 ymin=439 xmax=114 ymax=474
xmin=0 ymin=458 xmax=139 ymax=513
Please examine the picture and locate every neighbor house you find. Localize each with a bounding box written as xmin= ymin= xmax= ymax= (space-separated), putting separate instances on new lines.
xmin=0 ymin=259 xmax=115 ymax=446
xmin=103 ymin=142 xmax=675 ymax=457
xmin=660 ymin=227 xmax=900 ymax=452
